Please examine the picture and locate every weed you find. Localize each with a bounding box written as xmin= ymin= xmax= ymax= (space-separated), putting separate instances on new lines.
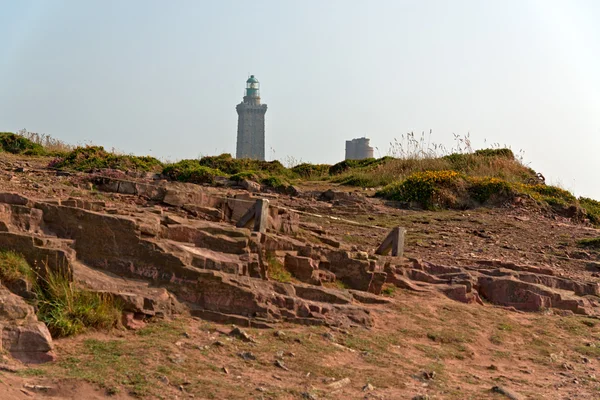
xmin=0 ymin=250 xmax=35 ymax=284
xmin=578 ymin=238 xmax=600 ymax=249
xmin=17 ymin=368 xmax=46 ymax=377
xmin=381 ymin=285 xmax=396 ymax=297
xmin=426 ymin=329 xmax=470 ymax=344
xmin=35 ymin=265 xmax=122 ymax=337
xmin=265 ymin=253 xmax=292 ymax=283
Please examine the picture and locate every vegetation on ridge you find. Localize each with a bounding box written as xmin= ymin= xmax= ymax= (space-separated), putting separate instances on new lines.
xmin=0 ymin=132 xmax=47 ymax=156
xmin=3 ymin=128 xmax=594 ymax=225
xmin=50 ymin=146 xmax=163 ymax=172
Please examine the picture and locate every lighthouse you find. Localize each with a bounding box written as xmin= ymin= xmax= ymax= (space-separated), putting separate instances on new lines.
xmin=235 ymin=75 xmax=268 ymax=160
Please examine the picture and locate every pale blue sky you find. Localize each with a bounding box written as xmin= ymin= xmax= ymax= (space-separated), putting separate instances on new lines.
xmin=1 ymin=0 xmax=599 ymax=199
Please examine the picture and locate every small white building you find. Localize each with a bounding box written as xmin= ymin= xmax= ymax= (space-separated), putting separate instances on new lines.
xmin=345 ymin=137 xmax=374 ymax=160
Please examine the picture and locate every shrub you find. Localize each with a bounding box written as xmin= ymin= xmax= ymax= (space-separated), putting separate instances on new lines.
xmin=261 ymin=175 xmax=287 ymax=189
xmin=162 ymin=159 xmax=221 ymax=184
xmin=0 ymin=132 xmax=46 ymax=155
xmin=329 ymin=157 xmax=391 ymax=176
xmin=198 ymin=153 xmax=288 ymax=176
xmin=230 ymin=171 xmax=259 ymax=182
xmin=468 ymin=177 xmax=514 ymax=203
xmin=52 ymin=146 xmax=163 ymax=172
xmin=526 ymin=184 xmax=576 ymax=203
xmin=580 ymin=197 xmax=600 ymax=225
xmin=376 ymin=170 xmax=464 ymax=209
xmin=473 ymin=148 xmax=515 ymax=159
xmin=291 ymin=163 xmax=330 ymax=179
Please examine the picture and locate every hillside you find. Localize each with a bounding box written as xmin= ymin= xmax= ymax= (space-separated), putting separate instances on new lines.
xmin=0 ymin=133 xmax=600 ymax=399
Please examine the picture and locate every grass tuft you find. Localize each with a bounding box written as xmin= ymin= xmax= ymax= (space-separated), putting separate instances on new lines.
xmin=577 ymin=237 xmax=600 ymax=249
xmin=0 ymin=251 xmax=122 ymax=338
xmin=36 ymin=266 xmax=122 ymax=337
xmin=266 ymin=253 xmax=292 ymax=283
xmin=0 ymin=250 xmax=35 ymax=283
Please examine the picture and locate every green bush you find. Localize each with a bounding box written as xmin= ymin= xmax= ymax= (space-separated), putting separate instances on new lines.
xmin=0 ymin=132 xmax=46 ymax=155
xmin=230 ymin=171 xmax=259 ymax=182
xmin=198 ymin=153 xmax=288 ymax=176
xmin=162 ymin=160 xmax=221 ymax=184
xmin=527 ymin=184 xmax=576 ymax=203
xmin=376 ymin=170 xmax=464 ymax=209
xmin=469 ymin=177 xmax=514 ymax=203
xmin=329 ymin=157 xmax=391 ymax=176
xmin=52 ymin=146 xmax=163 ymax=172
xmin=580 ymin=197 xmax=600 ymax=225
xmin=291 ymin=163 xmax=330 ymax=179
xmin=473 ymin=148 xmax=515 ymax=159
xmin=261 ymin=175 xmax=287 ymax=189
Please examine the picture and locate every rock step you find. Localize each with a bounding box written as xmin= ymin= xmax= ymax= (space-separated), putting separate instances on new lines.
xmin=189 ymin=308 xmax=274 ymax=329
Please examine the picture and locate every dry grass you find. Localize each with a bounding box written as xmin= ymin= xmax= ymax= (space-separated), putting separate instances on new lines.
xmin=16 ymin=129 xmax=74 ymax=154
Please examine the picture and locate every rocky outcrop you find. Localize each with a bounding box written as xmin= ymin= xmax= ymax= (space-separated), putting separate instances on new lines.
xmin=384 ymin=259 xmax=600 ymax=316
xmin=0 ymin=193 xmax=379 ymax=333
xmin=0 ymin=285 xmax=54 ymax=363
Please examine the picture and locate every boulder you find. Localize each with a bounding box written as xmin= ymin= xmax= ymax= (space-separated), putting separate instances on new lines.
xmin=241 ymin=179 xmax=261 ymax=193
xmin=0 ymin=286 xmax=54 ymax=364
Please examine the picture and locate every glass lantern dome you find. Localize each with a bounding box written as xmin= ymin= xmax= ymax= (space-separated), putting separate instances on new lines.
xmin=245 ymin=75 xmax=260 ymax=97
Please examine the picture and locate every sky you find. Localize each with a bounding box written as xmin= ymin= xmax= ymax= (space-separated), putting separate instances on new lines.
xmin=1 ymin=0 xmax=599 ymax=199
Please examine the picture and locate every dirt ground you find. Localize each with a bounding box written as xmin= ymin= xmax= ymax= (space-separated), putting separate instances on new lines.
xmin=1 ymin=154 xmax=600 ymax=399
xmin=3 ymin=290 xmax=600 ymax=399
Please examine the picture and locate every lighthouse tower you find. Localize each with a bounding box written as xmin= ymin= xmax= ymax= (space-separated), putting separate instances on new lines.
xmin=236 ymin=75 xmax=268 ymax=160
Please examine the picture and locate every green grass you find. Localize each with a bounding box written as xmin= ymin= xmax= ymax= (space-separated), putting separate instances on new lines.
xmin=290 ymin=163 xmax=330 ymax=179
xmin=36 ymin=267 xmax=122 ymax=337
xmin=0 ymin=132 xmax=46 ymax=155
xmin=0 ymin=251 xmax=122 ymax=338
xmin=162 ymin=159 xmax=221 ymax=184
xmin=0 ymin=251 xmax=121 ymax=338
xmin=376 ymin=170 xmax=465 ymax=209
xmin=51 ymin=146 xmax=162 ymax=172
xmin=577 ymin=237 xmax=600 ymax=249
xmin=381 ymin=285 xmax=396 ymax=297
xmin=580 ymin=197 xmax=600 ymax=225
xmin=261 ymin=175 xmax=288 ymax=189
xmin=56 ymin=338 xmax=151 ymax=395
xmin=0 ymin=250 xmax=35 ymax=284
xmin=266 ymin=253 xmax=292 ymax=283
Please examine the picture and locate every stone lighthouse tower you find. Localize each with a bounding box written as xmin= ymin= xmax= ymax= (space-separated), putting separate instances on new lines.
xmin=236 ymin=75 xmax=268 ymax=160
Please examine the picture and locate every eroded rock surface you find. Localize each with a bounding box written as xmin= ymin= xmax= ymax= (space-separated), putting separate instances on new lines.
xmin=0 ymin=285 xmax=54 ymax=363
